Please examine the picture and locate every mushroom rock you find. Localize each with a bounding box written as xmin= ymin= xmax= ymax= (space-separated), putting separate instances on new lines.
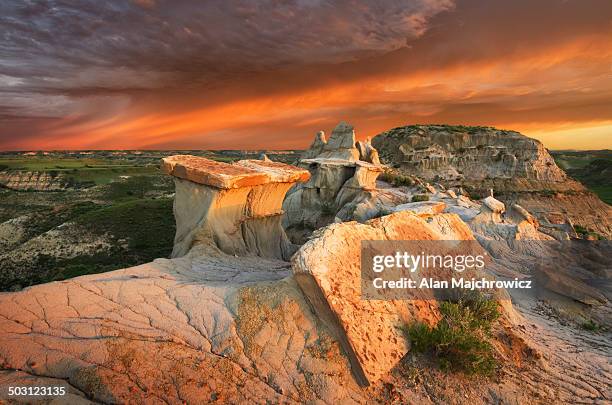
xmin=162 ymin=155 xmax=310 ymax=260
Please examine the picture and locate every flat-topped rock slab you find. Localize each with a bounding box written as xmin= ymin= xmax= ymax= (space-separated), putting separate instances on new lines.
xmin=236 ymin=159 xmax=311 ymax=183
xmin=301 ymin=157 xmax=383 ymax=171
xmin=162 ymin=155 xmax=309 ymax=189
xmin=393 ymin=201 xmax=447 ymax=215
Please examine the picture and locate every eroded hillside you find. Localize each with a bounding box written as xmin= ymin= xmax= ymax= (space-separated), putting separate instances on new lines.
xmin=372 ymin=125 xmax=612 ymax=239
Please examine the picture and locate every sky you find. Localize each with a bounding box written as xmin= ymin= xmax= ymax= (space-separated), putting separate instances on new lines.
xmin=0 ymin=0 xmax=611 ymax=151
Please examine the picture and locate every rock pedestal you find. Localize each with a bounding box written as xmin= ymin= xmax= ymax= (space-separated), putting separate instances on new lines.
xmin=162 ymin=155 xmax=310 ymax=259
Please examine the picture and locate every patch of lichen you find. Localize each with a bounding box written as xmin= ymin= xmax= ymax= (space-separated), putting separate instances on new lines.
xmin=72 ymin=366 xmax=115 ymax=403
xmin=235 ymin=283 xmax=289 ymax=356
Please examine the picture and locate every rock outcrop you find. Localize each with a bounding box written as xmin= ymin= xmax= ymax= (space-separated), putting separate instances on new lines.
xmin=0 ymin=153 xmax=609 ymax=404
xmin=372 ymin=125 xmax=568 ymax=186
xmin=372 ymin=124 xmax=612 ymax=238
xmin=0 ymin=248 xmax=367 ymax=404
xmin=301 ymin=131 xmax=327 ymax=159
xmin=283 ymin=122 xmax=395 ymax=240
xmin=292 ymin=211 xmax=479 ymax=386
xmin=162 ymin=155 xmax=310 ymax=260
xmin=301 ymin=122 xmax=380 ymax=164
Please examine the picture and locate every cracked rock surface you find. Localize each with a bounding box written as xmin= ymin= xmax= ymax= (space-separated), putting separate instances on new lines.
xmin=0 ymin=245 xmax=365 ymax=404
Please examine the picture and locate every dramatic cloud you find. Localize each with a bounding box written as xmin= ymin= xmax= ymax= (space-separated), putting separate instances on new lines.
xmin=0 ymin=0 xmax=610 ymax=150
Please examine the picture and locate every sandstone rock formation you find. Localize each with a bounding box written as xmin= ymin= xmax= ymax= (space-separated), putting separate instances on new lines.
xmin=292 ymin=211 xmax=481 ymax=385
xmin=317 ymin=122 xmax=361 ymax=161
xmin=301 ymin=122 xmax=380 ymax=164
xmin=0 ymin=248 xmax=367 ymax=404
xmin=372 ymin=124 xmax=612 ymax=238
xmin=162 ymin=155 xmax=310 ymax=260
xmin=392 ymin=200 xmax=446 ymax=215
xmin=301 ymin=131 xmax=327 ymax=159
xmin=356 ymin=137 xmax=381 ymax=165
xmin=283 ymin=122 xmax=394 ymax=240
xmin=372 ymin=125 xmax=567 ymax=185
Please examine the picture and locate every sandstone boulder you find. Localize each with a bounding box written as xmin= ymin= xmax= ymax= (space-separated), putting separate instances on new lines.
xmin=483 ymin=196 xmax=506 ymax=214
xmin=510 ymin=203 xmax=539 ymax=227
xmin=292 ymin=211 xmax=478 ymax=385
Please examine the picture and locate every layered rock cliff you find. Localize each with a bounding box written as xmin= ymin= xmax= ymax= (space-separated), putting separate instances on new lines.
xmin=372 ymin=124 xmax=612 ymax=238
xmin=372 ymin=125 xmax=568 ymax=187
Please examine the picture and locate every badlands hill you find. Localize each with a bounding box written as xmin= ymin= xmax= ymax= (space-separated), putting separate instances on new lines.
xmin=0 ymin=123 xmax=610 ymax=404
xmin=372 ymin=124 xmax=612 ymax=239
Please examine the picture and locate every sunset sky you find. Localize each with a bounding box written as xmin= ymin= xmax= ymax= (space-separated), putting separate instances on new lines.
xmin=0 ymin=0 xmax=611 ymax=151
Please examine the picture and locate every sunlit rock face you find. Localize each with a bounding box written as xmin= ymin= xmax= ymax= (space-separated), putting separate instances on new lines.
xmin=0 ymin=150 xmax=609 ymax=404
xmin=372 ymin=125 xmax=568 ymax=186
xmin=292 ymin=210 xmax=484 ymax=386
xmin=163 ymin=155 xmax=310 ymax=260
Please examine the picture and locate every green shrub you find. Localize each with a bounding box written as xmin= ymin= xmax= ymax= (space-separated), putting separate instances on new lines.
xmin=573 ymin=224 xmax=604 ymax=240
xmin=379 ymin=170 xmax=415 ymax=187
xmin=404 ymin=291 xmax=501 ymax=376
xmin=580 ymin=319 xmax=603 ymax=332
xmin=574 ymin=225 xmax=588 ymax=235
xmin=412 ymin=194 xmax=430 ymax=202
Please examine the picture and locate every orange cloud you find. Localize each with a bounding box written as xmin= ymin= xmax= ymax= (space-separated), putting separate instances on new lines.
xmin=1 ymin=0 xmax=611 ymax=150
